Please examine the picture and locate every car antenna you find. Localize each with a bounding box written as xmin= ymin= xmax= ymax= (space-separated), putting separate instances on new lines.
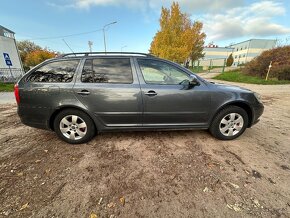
xmin=62 ymin=39 xmax=76 ymax=56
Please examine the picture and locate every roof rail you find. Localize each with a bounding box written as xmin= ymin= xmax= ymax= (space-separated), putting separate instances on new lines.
xmin=58 ymin=52 xmax=154 ymax=58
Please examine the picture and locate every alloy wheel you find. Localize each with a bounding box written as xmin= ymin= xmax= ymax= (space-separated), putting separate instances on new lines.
xmin=219 ymin=113 xmax=244 ymax=137
xmin=59 ymin=115 xmax=87 ymax=140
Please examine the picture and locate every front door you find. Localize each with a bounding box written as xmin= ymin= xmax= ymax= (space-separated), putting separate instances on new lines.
xmin=74 ymin=57 xmax=142 ymax=128
xmin=135 ymin=58 xmax=210 ymax=127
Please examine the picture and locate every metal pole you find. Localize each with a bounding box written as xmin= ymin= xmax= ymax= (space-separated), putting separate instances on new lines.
xmin=8 ymin=66 xmax=14 ymax=79
xmin=103 ymin=28 xmax=107 ymax=53
xmin=265 ymin=61 xmax=272 ymax=81
xmin=102 ymin=21 xmax=117 ymax=53
xmin=222 ymin=58 xmax=226 ymax=73
xmin=121 ymin=45 xmax=127 ymax=52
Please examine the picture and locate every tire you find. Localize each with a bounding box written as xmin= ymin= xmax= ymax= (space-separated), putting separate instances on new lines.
xmin=53 ymin=109 xmax=96 ymax=144
xmin=209 ymin=106 xmax=248 ymax=140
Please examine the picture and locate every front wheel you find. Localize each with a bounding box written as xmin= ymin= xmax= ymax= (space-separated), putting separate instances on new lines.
xmin=53 ymin=109 xmax=96 ymax=144
xmin=209 ymin=106 xmax=248 ymax=140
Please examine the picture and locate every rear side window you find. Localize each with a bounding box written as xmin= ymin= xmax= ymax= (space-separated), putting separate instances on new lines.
xmin=81 ymin=58 xmax=133 ymax=84
xmin=27 ymin=60 xmax=79 ymax=83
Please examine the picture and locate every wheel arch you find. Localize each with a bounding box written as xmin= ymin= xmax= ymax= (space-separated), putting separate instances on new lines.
xmin=49 ymin=105 xmax=99 ymax=131
xmin=211 ymin=101 xmax=253 ymax=127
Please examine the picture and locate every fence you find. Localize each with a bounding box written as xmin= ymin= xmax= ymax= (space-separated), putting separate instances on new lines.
xmin=192 ymin=58 xmax=227 ymax=73
xmin=0 ymin=68 xmax=24 ymax=83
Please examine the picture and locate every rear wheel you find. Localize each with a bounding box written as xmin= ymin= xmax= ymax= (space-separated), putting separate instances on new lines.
xmin=209 ymin=106 xmax=248 ymax=140
xmin=53 ymin=109 xmax=96 ymax=144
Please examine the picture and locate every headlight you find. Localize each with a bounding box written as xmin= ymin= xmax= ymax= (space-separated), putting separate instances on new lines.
xmin=254 ymin=92 xmax=262 ymax=103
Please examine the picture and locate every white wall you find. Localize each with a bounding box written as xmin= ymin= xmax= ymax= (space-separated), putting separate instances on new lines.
xmin=0 ymin=36 xmax=22 ymax=69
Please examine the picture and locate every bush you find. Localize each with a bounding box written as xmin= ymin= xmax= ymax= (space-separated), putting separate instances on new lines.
xmin=226 ymin=53 xmax=233 ymax=66
xmin=242 ymin=46 xmax=290 ymax=80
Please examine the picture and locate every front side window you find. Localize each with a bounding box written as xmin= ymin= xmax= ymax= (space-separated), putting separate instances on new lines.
xmin=137 ymin=59 xmax=190 ymax=85
xmin=81 ymin=58 xmax=133 ymax=83
xmin=27 ymin=60 xmax=79 ymax=83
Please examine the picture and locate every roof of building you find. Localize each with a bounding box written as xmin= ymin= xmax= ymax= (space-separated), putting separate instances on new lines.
xmin=0 ymin=25 xmax=15 ymax=34
xmin=227 ymin=38 xmax=276 ymax=47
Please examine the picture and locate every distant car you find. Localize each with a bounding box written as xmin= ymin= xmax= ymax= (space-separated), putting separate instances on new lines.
xmin=15 ymin=52 xmax=264 ymax=144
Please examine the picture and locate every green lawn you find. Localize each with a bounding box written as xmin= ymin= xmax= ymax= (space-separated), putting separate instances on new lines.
xmin=213 ymin=71 xmax=290 ymax=85
xmin=0 ymin=83 xmax=14 ymax=92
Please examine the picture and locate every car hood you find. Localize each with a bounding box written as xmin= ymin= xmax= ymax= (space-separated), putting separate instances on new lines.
xmin=210 ymin=82 xmax=253 ymax=93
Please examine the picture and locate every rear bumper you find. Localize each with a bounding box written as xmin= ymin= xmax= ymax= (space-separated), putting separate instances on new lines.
xmin=250 ymin=103 xmax=264 ymax=127
xmin=17 ymin=106 xmax=51 ymax=130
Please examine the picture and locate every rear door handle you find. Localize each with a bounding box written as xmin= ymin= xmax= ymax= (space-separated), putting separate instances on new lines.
xmin=77 ymin=90 xmax=90 ymax=95
xmin=145 ymin=90 xmax=157 ymax=96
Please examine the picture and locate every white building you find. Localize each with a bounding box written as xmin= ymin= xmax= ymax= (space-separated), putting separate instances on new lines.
xmin=0 ymin=25 xmax=23 ymax=79
xmin=229 ymin=39 xmax=277 ymax=66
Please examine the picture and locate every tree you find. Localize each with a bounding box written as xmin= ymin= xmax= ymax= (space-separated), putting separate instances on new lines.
xmin=17 ymin=40 xmax=42 ymax=64
xmin=226 ymin=53 xmax=234 ymax=66
xmin=24 ymin=49 xmax=56 ymax=67
xmin=150 ymin=2 xmax=206 ymax=63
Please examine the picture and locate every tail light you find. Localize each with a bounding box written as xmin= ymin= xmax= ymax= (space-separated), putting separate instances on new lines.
xmin=14 ymin=84 xmax=20 ymax=104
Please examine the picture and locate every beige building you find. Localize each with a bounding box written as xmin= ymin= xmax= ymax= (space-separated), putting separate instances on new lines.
xmin=229 ymin=39 xmax=277 ymax=66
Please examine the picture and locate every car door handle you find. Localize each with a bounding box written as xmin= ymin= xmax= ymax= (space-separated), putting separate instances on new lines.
xmin=145 ymin=90 xmax=157 ymax=96
xmin=77 ymin=90 xmax=90 ymax=95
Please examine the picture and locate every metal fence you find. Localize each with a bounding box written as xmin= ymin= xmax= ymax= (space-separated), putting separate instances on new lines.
xmin=0 ymin=68 xmax=24 ymax=82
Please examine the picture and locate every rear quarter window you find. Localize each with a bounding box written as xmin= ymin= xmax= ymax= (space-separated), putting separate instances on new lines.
xmin=26 ymin=60 xmax=80 ymax=83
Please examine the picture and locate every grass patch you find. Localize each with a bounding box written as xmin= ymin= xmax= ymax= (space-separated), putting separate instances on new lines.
xmin=213 ymin=71 xmax=290 ymax=85
xmin=0 ymin=83 xmax=14 ymax=92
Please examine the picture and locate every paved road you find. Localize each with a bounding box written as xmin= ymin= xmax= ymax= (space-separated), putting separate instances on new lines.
xmin=0 ymin=92 xmax=15 ymax=104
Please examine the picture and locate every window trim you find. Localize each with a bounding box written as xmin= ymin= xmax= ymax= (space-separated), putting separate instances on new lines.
xmin=80 ymin=57 xmax=134 ymax=84
xmin=137 ymin=58 xmax=192 ymax=86
xmin=25 ymin=59 xmax=81 ymax=83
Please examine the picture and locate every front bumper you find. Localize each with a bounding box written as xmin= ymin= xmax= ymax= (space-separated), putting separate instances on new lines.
xmin=250 ymin=103 xmax=264 ymax=127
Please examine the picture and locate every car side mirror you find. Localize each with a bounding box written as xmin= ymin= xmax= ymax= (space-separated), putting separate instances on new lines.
xmin=190 ymin=77 xmax=200 ymax=86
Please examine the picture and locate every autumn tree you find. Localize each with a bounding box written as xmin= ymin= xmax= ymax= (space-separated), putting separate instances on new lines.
xmin=17 ymin=40 xmax=57 ymax=70
xmin=24 ymin=49 xmax=56 ymax=67
xmin=226 ymin=53 xmax=234 ymax=66
xmin=17 ymin=40 xmax=42 ymax=64
xmin=150 ymin=2 xmax=206 ymax=63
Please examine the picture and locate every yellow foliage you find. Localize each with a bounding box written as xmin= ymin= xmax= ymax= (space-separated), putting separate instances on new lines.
xmin=25 ymin=49 xmax=56 ymax=67
xmin=150 ymin=2 xmax=206 ymax=63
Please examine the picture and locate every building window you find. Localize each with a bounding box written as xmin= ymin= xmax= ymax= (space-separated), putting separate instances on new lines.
xmin=243 ymin=54 xmax=246 ymax=57
xmin=235 ymin=55 xmax=237 ymax=59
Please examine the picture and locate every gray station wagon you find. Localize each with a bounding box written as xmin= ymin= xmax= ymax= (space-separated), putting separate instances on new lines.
xmin=15 ymin=52 xmax=264 ymax=144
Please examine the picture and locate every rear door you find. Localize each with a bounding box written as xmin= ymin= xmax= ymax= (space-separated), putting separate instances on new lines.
xmin=135 ymin=58 xmax=210 ymax=127
xmin=73 ymin=57 xmax=142 ymax=128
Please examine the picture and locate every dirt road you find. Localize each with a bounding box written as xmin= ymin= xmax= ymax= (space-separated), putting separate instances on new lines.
xmin=0 ymin=82 xmax=290 ymax=218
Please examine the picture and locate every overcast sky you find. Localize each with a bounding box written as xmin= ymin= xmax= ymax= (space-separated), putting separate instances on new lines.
xmin=1 ymin=0 xmax=290 ymax=53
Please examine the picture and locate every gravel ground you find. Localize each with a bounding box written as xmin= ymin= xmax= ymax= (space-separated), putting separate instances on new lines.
xmin=0 ymin=81 xmax=290 ymax=218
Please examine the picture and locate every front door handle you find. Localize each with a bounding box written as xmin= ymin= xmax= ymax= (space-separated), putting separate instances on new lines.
xmin=145 ymin=90 xmax=157 ymax=96
xmin=77 ymin=90 xmax=90 ymax=95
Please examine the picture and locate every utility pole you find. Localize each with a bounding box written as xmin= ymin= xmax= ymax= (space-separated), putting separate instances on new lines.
xmin=121 ymin=45 xmax=127 ymax=52
xmin=88 ymin=41 xmax=93 ymax=52
xmin=102 ymin=21 xmax=117 ymax=53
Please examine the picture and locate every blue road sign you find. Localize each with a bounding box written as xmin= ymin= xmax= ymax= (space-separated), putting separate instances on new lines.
xmin=3 ymin=53 xmax=10 ymax=60
xmin=5 ymin=59 xmax=13 ymax=66
xmin=3 ymin=53 xmax=12 ymax=66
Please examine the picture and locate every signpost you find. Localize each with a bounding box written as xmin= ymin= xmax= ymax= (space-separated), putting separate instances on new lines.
xmin=3 ymin=53 xmax=14 ymax=79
